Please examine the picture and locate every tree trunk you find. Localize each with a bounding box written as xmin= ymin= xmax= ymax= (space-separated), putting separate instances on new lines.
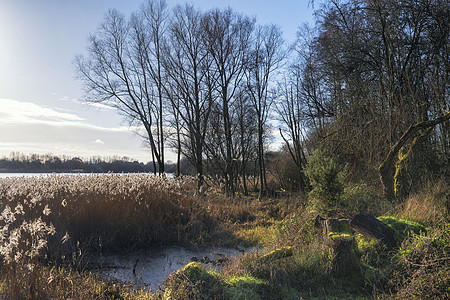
xmin=176 ymin=130 xmax=181 ymax=178
xmin=196 ymin=148 xmax=204 ymax=195
xmin=223 ymin=97 xmax=235 ymax=198
xmin=379 ymin=112 xmax=450 ymax=201
xmin=242 ymin=163 xmax=248 ymax=196
xmin=258 ymin=130 xmax=264 ymax=199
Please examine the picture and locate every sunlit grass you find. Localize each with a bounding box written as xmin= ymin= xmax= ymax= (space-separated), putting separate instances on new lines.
xmin=398 ymin=179 xmax=449 ymax=226
xmin=1 ymin=174 xmax=448 ymax=299
xmin=0 ymin=173 xmax=297 ymax=298
xmin=0 ymin=174 xmax=202 ymax=256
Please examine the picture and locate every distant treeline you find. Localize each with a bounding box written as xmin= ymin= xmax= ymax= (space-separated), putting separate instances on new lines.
xmin=0 ymin=152 xmax=181 ymax=174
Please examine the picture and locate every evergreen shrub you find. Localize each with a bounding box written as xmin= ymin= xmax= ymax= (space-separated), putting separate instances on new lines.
xmin=304 ymin=149 xmax=347 ymax=214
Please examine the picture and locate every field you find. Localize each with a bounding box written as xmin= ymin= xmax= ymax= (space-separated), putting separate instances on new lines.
xmin=0 ymin=174 xmax=449 ymax=299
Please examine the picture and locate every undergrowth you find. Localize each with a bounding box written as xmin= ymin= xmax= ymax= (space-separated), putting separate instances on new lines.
xmin=0 ymin=174 xmax=448 ymax=299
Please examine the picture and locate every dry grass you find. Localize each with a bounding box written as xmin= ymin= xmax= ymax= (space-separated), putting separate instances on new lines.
xmin=0 ymin=173 xmax=306 ymax=298
xmin=2 ymin=173 xmax=447 ymax=299
xmin=0 ymin=174 xmax=213 ymax=298
xmin=0 ymin=174 xmax=207 ymax=259
xmin=0 ymin=173 xmax=303 ymax=258
xmin=399 ymin=179 xmax=449 ymax=226
xmin=0 ymin=263 xmax=156 ymax=299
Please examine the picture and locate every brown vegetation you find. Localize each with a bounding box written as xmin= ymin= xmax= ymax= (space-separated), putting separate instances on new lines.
xmin=0 ymin=173 xmax=449 ymax=299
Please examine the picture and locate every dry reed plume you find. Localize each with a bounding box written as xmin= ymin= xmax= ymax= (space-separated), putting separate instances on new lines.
xmin=0 ymin=173 xmax=268 ymax=298
xmin=0 ymin=174 xmax=206 ymax=267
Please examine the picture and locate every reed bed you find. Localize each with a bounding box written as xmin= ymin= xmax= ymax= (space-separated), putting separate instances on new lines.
xmin=0 ymin=174 xmax=217 ymax=265
xmin=0 ymin=173 xmax=286 ymax=298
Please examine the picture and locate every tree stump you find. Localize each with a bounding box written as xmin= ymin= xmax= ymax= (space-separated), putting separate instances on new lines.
xmin=330 ymin=235 xmax=359 ymax=276
xmin=315 ymin=217 xmax=360 ymax=276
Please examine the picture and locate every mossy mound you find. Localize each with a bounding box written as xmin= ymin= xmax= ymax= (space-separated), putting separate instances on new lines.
xmin=258 ymin=247 xmax=293 ymax=263
xmin=163 ymin=262 xmax=224 ymax=299
xmin=178 ymin=262 xmax=220 ymax=282
xmin=378 ymin=216 xmax=427 ymax=244
xmin=164 ymin=262 xmax=274 ymax=299
xmin=225 ymin=275 xmax=267 ymax=300
xmin=378 ymin=216 xmax=426 ymax=235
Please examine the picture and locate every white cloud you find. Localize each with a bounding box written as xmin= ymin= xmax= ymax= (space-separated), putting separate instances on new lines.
xmin=85 ymin=100 xmax=116 ymax=110
xmin=0 ymin=98 xmax=85 ymax=125
xmin=0 ymin=98 xmax=162 ymax=162
xmin=0 ymin=98 xmax=136 ymax=132
xmin=0 ymin=98 xmax=178 ymax=162
xmin=72 ymin=98 xmax=116 ymax=111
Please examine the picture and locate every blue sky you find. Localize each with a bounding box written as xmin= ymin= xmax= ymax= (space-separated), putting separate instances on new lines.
xmin=0 ymin=0 xmax=318 ymax=163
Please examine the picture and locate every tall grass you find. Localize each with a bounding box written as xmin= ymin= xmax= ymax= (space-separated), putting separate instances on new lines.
xmin=398 ymin=179 xmax=449 ymax=226
xmin=2 ymin=173 xmax=447 ymax=299
xmin=0 ymin=173 xmax=278 ymax=268
xmin=0 ymin=173 xmax=300 ymax=298
xmin=0 ymin=174 xmax=222 ymax=298
xmin=0 ymin=174 xmax=213 ymax=260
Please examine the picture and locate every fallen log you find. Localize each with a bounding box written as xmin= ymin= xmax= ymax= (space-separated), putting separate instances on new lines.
xmin=350 ymin=212 xmax=397 ymax=249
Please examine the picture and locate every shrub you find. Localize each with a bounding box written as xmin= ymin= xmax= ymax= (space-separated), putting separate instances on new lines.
xmin=269 ymin=147 xmax=305 ymax=192
xmin=389 ymin=224 xmax=450 ymax=298
xmin=341 ymin=183 xmax=389 ymax=215
xmin=304 ymin=149 xmax=347 ymax=215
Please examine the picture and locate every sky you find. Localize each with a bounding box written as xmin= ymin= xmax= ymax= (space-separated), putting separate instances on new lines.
xmin=0 ymin=0 xmax=319 ymax=163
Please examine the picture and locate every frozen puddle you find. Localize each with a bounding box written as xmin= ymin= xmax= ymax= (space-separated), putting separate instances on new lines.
xmin=95 ymin=246 xmax=250 ymax=289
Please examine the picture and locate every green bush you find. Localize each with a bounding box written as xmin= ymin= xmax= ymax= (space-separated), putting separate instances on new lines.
xmin=341 ymin=183 xmax=388 ymax=215
xmin=304 ymin=149 xmax=347 ymax=214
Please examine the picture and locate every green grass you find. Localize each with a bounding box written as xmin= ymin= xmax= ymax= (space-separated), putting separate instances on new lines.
xmin=379 ymin=216 xmax=427 ymax=235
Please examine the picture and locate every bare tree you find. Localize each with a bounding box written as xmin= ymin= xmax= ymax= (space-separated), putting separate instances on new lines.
xmin=298 ymin=0 xmax=449 ymax=190
xmin=75 ymin=9 xmax=159 ymax=173
xmin=75 ymin=3 xmax=170 ymax=174
xmin=246 ymin=24 xmax=285 ymax=198
xmin=163 ymin=4 xmax=216 ymax=192
xmin=234 ymin=90 xmax=258 ymax=195
xmin=203 ymin=8 xmax=255 ymax=197
xmin=130 ymin=0 xmax=170 ymax=173
xmin=277 ymin=73 xmax=308 ymax=192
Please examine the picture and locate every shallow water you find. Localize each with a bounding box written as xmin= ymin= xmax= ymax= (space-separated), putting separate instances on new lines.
xmin=94 ymin=246 xmax=252 ymax=290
